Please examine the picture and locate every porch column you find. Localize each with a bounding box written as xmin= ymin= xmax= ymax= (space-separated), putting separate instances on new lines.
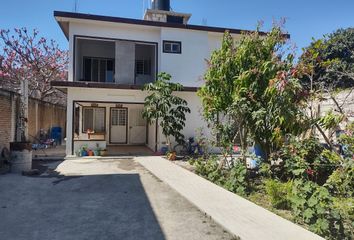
xmin=66 ymin=97 xmax=73 ymax=156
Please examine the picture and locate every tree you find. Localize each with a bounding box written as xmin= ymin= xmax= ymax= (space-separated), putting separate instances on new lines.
xmin=0 ymin=28 xmax=68 ymax=102
xmin=298 ymin=28 xmax=354 ymax=150
xmin=0 ymin=27 xmax=68 ymax=142
xmin=199 ymin=27 xmax=309 ymax=162
xmin=142 ymin=73 xmax=191 ymax=150
xmin=300 ymin=28 xmax=354 ymax=90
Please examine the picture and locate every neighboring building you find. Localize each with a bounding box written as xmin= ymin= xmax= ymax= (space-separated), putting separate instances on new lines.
xmin=52 ymin=0 xmax=258 ymax=156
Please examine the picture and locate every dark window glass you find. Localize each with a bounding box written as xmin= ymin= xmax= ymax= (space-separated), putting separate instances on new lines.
xmin=107 ymin=60 xmax=114 ymax=71
xmin=92 ymin=59 xmax=99 ymax=82
xmin=136 ymin=60 xmax=144 ymax=75
xmin=99 ymin=60 xmax=106 ymax=82
xmin=83 ymin=58 xmax=91 ymax=81
xmin=136 ymin=59 xmax=151 ymax=75
xmin=167 ymin=15 xmax=184 ymax=24
xmin=172 ymin=43 xmax=180 ymax=53
xmin=82 ymin=57 xmax=114 ymax=82
xmin=163 ymin=41 xmax=181 ymax=54
xmin=83 ymin=108 xmax=94 ymax=132
xmin=165 ymin=43 xmax=172 ymax=52
xmin=106 ymin=60 xmax=114 ymax=82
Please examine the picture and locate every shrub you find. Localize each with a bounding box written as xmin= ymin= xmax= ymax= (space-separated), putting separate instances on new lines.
xmin=289 ymin=180 xmax=347 ymax=239
xmin=264 ymin=179 xmax=292 ymax=209
xmin=193 ymin=156 xmax=225 ymax=185
xmin=332 ymin=197 xmax=354 ymax=237
xmin=282 ymin=137 xmax=324 ymax=178
xmin=325 ymin=157 xmax=354 ymax=197
xmin=223 ymin=161 xmax=249 ymax=196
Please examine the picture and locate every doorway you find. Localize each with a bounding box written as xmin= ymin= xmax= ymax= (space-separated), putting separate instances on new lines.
xmin=110 ymin=108 xmax=128 ymax=144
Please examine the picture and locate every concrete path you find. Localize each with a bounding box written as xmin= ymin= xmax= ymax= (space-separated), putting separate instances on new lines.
xmin=137 ymin=156 xmax=325 ymax=240
xmin=0 ymin=158 xmax=233 ymax=240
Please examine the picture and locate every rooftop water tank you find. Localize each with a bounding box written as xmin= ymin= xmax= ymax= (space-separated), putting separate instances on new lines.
xmin=151 ymin=0 xmax=170 ymax=11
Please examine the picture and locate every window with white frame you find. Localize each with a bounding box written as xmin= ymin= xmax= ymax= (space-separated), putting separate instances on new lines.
xmin=163 ymin=41 xmax=182 ymax=54
xmin=111 ymin=109 xmax=127 ymax=126
xmin=82 ymin=107 xmax=106 ymax=133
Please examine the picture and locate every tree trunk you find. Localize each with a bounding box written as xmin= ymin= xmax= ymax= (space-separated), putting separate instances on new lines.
xmin=17 ymin=79 xmax=29 ymax=142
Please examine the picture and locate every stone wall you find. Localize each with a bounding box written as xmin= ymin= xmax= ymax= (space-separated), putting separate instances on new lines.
xmin=0 ymin=89 xmax=66 ymax=151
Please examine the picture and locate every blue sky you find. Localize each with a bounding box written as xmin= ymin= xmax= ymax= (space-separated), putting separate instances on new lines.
xmin=1 ymin=0 xmax=353 ymax=58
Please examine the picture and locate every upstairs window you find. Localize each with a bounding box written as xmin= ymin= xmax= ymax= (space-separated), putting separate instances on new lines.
xmin=83 ymin=57 xmax=114 ymax=82
xmin=136 ymin=59 xmax=151 ymax=75
xmin=163 ymin=41 xmax=182 ymax=54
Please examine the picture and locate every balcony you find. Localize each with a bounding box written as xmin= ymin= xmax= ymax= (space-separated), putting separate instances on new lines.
xmin=74 ymin=37 xmax=157 ymax=85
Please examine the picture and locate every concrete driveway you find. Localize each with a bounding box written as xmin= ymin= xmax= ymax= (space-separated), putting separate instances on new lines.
xmin=0 ymin=158 xmax=233 ymax=240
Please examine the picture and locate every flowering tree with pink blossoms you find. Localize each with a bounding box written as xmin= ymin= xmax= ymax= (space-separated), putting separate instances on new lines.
xmin=0 ymin=28 xmax=68 ymax=101
xmin=0 ymin=28 xmax=68 ymax=142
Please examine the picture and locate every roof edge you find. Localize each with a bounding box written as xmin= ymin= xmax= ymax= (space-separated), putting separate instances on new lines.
xmin=51 ymin=81 xmax=199 ymax=92
xmin=54 ymin=11 xmax=287 ymax=37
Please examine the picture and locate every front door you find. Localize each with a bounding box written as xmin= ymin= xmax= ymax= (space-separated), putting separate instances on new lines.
xmin=129 ymin=108 xmax=146 ymax=144
xmin=110 ymin=108 xmax=127 ymax=144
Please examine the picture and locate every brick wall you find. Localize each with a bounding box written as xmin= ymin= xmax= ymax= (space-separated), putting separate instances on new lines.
xmin=0 ymin=92 xmax=13 ymax=150
xmin=0 ymin=89 xmax=66 ymax=150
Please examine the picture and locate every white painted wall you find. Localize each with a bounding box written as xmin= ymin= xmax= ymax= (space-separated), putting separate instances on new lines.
xmin=160 ymin=28 xmax=209 ymax=87
xmin=68 ymin=20 xmax=240 ymax=86
xmin=155 ymin=91 xmax=214 ymax=151
xmin=63 ymin=19 xmax=243 ymax=155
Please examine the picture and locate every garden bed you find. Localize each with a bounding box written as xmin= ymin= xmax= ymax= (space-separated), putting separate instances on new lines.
xmin=170 ymin=153 xmax=353 ymax=240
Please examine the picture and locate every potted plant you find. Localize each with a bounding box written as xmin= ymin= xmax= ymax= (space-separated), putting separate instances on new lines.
xmin=87 ymin=149 xmax=94 ymax=156
xmin=80 ymin=145 xmax=88 ymax=157
xmin=100 ymin=149 xmax=108 ymax=156
xmin=94 ymin=143 xmax=101 ymax=156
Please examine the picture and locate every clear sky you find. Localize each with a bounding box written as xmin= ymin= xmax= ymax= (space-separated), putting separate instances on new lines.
xmin=1 ymin=0 xmax=353 ymax=58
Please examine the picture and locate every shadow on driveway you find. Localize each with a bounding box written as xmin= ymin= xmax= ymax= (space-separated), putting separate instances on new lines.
xmin=0 ymin=172 xmax=165 ymax=240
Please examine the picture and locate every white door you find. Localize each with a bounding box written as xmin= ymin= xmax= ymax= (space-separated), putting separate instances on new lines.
xmin=110 ymin=108 xmax=127 ymax=144
xmin=129 ymin=108 xmax=146 ymax=144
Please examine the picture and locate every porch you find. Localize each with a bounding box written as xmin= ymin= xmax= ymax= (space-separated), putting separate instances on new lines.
xmin=72 ymin=101 xmax=157 ymax=156
xmin=32 ymin=145 xmax=153 ymax=158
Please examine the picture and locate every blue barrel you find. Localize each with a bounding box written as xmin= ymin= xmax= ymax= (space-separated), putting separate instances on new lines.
xmin=254 ymin=143 xmax=266 ymax=161
xmin=51 ymin=127 xmax=62 ymax=145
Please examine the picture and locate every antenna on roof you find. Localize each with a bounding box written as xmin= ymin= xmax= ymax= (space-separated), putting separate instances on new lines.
xmin=73 ymin=0 xmax=79 ymax=12
xmin=143 ymin=0 xmax=145 ymax=16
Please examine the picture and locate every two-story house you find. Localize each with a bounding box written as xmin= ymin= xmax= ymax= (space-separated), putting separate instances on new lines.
xmin=52 ymin=0 xmax=251 ymax=156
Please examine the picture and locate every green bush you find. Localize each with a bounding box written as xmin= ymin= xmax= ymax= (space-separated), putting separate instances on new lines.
xmin=223 ymin=161 xmax=249 ymax=196
xmin=332 ymin=197 xmax=354 ymax=237
xmin=193 ymin=156 xmax=225 ymax=185
xmin=264 ymin=179 xmax=292 ymax=209
xmin=289 ymin=180 xmax=347 ymax=240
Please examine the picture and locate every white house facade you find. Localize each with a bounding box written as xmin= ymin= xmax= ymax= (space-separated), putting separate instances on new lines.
xmin=52 ymin=0 xmax=249 ymax=156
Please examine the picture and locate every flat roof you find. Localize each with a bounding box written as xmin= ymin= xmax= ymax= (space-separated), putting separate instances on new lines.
xmin=54 ymin=11 xmax=282 ymax=39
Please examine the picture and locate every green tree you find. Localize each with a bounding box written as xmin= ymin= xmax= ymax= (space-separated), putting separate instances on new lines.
xmin=199 ymin=27 xmax=309 ymax=161
xmin=297 ymin=29 xmax=354 ymax=150
xmin=142 ymin=73 xmax=191 ymax=150
xmin=300 ymin=28 xmax=354 ymax=89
